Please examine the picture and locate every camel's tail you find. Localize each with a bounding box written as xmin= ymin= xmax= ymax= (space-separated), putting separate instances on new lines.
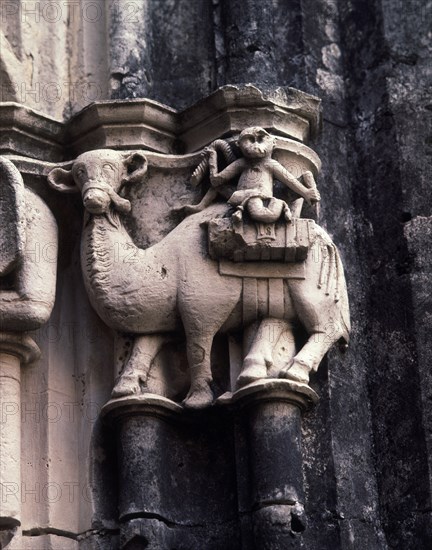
xmin=317 ymin=240 xmax=351 ymax=345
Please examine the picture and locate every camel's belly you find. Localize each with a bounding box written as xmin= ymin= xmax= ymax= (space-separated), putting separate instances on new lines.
xmin=84 ymin=272 xmax=179 ymax=334
xmin=221 ymin=277 xmax=295 ymax=331
xmin=95 ymin=302 xmax=180 ymax=334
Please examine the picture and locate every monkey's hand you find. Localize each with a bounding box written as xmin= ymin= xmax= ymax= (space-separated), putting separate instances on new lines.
xmin=304 ymin=187 xmax=321 ymax=205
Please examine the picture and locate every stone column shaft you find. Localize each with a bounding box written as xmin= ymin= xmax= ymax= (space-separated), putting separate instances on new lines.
xmin=0 ymin=353 xmax=21 ymax=527
xmin=231 ymin=380 xmax=317 ymax=548
xmin=0 ymin=334 xmax=40 ymax=528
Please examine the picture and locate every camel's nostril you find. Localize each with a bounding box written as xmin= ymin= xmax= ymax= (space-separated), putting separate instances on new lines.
xmin=85 ymin=194 xmax=101 ymax=203
xmin=83 ymin=189 xmax=111 ymax=214
xmin=84 ymin=190 xmax=108 ymax=203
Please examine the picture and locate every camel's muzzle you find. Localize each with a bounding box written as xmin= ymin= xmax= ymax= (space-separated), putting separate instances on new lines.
xmin=83 ymin=181 xmax=111 ymax=214
xmin=82 ymin=180 xmax=131 ymax=214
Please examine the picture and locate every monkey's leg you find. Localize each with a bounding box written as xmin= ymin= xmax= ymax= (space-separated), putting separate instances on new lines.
xmin=247 ymin=197 xmax=284 ymax=223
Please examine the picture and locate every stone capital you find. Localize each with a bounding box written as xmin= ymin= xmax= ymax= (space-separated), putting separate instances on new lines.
xmin=0 ymin=332 xmax=40 ymax=365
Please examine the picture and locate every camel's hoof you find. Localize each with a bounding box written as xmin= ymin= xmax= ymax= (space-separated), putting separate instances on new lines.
xmin=237 ymin=368 xmax=266 ymax=387
xmin=183 ymin=383 xmax=214 ymax=409
xmin=237 ymin=356 xmax=268 ymax=388
xmin=278 ymin=360 xmax=310 ymax=384
xmin=232 ymin=210 xmax=243 ymax=223
xmin=111 ymin=376 xmax=140 ymax=398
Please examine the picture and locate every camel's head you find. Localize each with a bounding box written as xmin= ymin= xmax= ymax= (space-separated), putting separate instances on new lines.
xmin=48 ymin=149 xmax=148 ymax=215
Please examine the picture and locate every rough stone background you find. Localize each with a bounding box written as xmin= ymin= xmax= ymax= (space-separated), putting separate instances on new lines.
xmin=1 ymin=0 xmax=431 ymax=548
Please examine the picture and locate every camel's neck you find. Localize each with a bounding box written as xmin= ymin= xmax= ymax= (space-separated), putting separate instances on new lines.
xmin=81 ymin=210 xmax=138 ymax=304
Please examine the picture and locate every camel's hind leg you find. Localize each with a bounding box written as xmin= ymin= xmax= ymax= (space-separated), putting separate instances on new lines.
xmin=279 ymin=319 xmax=345 ymax=384
xmin=112 ymin=334 xmax=165 ymax=398
xmin=279 ymin=245 xmax=348 ymax=384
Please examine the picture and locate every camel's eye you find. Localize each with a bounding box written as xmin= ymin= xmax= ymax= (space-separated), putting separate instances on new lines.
xmin=103 ymin=163 xmax=114 ymax=172
xmin=76 ymin=167 xmax=86 ymax=179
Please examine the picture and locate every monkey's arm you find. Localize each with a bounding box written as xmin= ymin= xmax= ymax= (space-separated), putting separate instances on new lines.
xmin=271 ymin=161 xmax=320 ymax=204
xmin=174 ymin=151 xmax=242 ymax=216
xmin=209 ymin=153 xmax=244 ymax=187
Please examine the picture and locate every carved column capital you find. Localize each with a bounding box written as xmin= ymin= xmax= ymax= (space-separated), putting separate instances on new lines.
xmin=0 ymin=332 xmax=40 ymax=364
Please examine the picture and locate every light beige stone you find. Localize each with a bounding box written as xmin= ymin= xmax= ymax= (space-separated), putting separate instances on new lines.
xmin=0 ymin=85 xmax=322 ymax=162
xmin=0 ymin=157 xmax=58 ymax=331
xmin=0 ymin=335 xmax=40 ymax=528
xmin=9 ymin=532 xmax=79 ymax=550
xmin=0 ymin=352 xmax=22 ymax=526
xmin=66 ymin=85 xmax=321 ymax=156
xmin=180 ymin=127 xmax=320 ymax=226
xmin=0 ymin=157 xmax=58 ymax=530
xmin=48 ymin=141 xmax=350 ymax=410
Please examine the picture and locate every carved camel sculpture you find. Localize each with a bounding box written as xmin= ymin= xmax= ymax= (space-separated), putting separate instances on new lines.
xmin=48 ymin=149 xmax=350 ymax=408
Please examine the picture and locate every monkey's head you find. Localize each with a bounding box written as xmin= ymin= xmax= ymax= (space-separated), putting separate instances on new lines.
xmin=237 ymin=127 xmax=274 ymax=159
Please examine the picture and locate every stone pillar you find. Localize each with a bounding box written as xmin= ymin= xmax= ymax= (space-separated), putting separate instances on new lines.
xmin=0 ymin=333 xmax=40 ymax=527
xmin=232 ymin=380 xmax=317 ymax=548
xmin=103 ymin=380 xmax=317 ymax=549
xmin=102 ymin=396 xmax=240 ymax=550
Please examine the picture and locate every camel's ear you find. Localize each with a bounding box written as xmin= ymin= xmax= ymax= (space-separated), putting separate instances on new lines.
xmin=122 ymin=152 xmax=148 ymax=184
xmin=48 ymin=167 xmax=79 ymax=193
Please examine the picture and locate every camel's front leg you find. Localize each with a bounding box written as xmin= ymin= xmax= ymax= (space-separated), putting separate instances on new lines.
xmin=183 ymin=332 xmax=215 ymax=409
xmin=112 ymin=334 xmax=165 ymax=398
xmin=179 ymin=266 xmax=242 ymax=408
xmin=279 ymin=320 xmax=345 ymax=384
xmin=237 ymin=318 xmax=292 ymax=387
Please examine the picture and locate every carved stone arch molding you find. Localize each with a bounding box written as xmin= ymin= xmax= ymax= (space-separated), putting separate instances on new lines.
xmin=1 ymin=86 xmax=352 ymax=550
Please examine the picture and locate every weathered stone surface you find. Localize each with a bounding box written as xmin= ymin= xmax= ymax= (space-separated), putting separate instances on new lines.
xmin=102 ymin=381 xmax=316 ymax=549
xmin=0 ymin=158 xmax=58 ymax=332
xmin=0 ymin=158 xmax=57 ymax=533
xmin=0 ymin=104 xmax=64 ymax=162
xmin=334 ymin=1 xmax=432 ymax=547
xmin=0 ymin=0 xmax=430 ymax=548
xmin=104 ymin=396 xmax=239 ymax=549
xmin=47 ymin=137 xmax=349 ymax=409
xmin=208 ymin=217 xmax=315 ymax=263
xmin=0 ymin=156 xmax=26 ymax=275
xmin=0 ymin=85 xmax=322 ymax=161
xmin=42 ymin=97 xmax=351 ymax=548
xmin=9 ymin=532 xmax=79 ymax=549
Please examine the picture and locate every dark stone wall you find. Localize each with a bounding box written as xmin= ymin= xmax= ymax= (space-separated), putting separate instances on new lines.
xmin=109 ymin=0 xmax=216 ymax=108
xmin=101 ymin=0 xmax=432 ymax=548
xmin=338 ymin=1 xmax=432 ymax=547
